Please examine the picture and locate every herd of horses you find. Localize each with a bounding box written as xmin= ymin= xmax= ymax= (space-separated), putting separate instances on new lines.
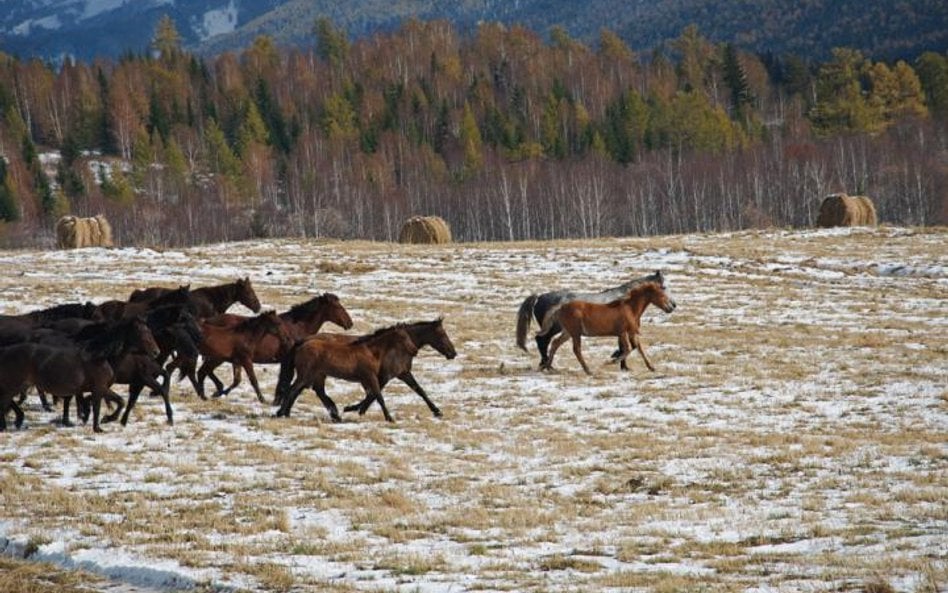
xmin=0 ymin=270 xmax=676 ymax=432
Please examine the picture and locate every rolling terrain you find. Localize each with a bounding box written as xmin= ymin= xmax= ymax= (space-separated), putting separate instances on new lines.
xmin=0 ymin=226 xmax=946 ymax=591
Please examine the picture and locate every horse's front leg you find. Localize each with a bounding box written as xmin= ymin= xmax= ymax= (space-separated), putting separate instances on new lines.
xmin=120 ymin=383 xmax=143 ymax=426
xmin=399 ymin=371 xmax=441 ymax=417
xmin=571 ymin=334 xmax=592 ymax=375
xmin=634 ymin=334 xmax=656 ymax=371
xmin=61 ymin=394 xmax=75 ymax=427
xmin=240 ymin=356 xmax=266 ymax=403
xmin=11 ymin=399 xmax=24 ymax=429
xmin=223 ymin=363 xmax=243 ymax=395
xmin=90 ymin=391 xmax=104 ymax=433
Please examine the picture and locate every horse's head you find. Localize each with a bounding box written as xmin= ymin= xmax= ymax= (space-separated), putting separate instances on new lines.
xmin=83 ymin=301 xmax=105 ymax=321
xmin=128 ymin=315 xmax=161 ymax=358
xmin=651 ymin=271 xmax=676 ymax=314
xmin=178 ymin=311 xmax=204 ymax=345
xmin=237 ymin=277 xmax=262 ymax=313
xmin=323 ymin=293 xmax=354 ymax=330
xmin=423 ymin=317 xmax=457 ymax=360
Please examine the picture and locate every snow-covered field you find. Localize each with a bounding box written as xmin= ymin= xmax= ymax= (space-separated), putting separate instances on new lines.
xmin=1 ymin=226 xmax=946 ymax=592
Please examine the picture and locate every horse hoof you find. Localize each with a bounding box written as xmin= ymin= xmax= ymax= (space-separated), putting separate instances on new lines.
xmin=432 ymin=409 xmax=443 ymax=418
xmin=330 ymin=415 xmax=342 ymax=423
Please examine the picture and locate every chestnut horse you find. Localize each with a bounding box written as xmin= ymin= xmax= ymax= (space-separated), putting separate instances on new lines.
xmin=199 ymin=293 xmax=353 ymax=396
xmin=275 ymin=319 xmax=456 ymax=423
xmin=189 ymin=311 xmax=292 ymax=402
xmin=517 ymin=271 xmax=665 ymax=368
xmin=539 ymin=279 xmax=676 ymax=375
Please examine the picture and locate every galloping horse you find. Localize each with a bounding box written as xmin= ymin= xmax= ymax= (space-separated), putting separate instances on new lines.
xmin=516 ymin=270 xmax=664 ymax=368
xmin=129 ymin=277 xmax=261 ymax=320
xmin=189 ymin=311 xmax=292 ymax=402
xmin=275 ymin=318 xmax=457 ymax=419
xmin=540 ymin=278 xmax=676 ymax=375
xmin=275 ymin=319 xmax=456 ymax=423
xmin=0 ymin=316 xmax=160 ymax=432
xmin=199 ymin=293 xmax=353 ymax=396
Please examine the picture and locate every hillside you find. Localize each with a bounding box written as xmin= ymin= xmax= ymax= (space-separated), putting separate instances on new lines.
xmin=1 ymin=0 xmax=945 ymax=62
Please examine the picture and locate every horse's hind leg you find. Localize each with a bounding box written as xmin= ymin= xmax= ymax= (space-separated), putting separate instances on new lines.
xmin=197 ymin=359 xmax=227 ymax=398
xmin=618 ymin=332 xmax=633 ymax=371
xmin=313 ymin=379 xmax=341 ymax=423
xmin=356 ymin=376 xmax=392 ymax=422
xmin=535 ymin=321 xmax=561 ymax=368
xmin=544 ymin=332 xmax=571 ymax=371
xmin=101 ymin=390 xmax=125 ymax=424
xmin=275 ymin=376 xmax=308 ymax=417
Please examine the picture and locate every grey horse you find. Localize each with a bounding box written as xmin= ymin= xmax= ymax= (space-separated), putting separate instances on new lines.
xmin=516 ymin=270 xmax=665 ymax=368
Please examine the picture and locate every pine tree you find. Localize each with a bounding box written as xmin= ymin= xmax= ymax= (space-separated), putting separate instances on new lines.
xmin=0 ymin=159 xmax=20 ymax=222
xmin=314 ymin=18 xmax=349 ymax=68
xmin=722 ymin=44 xmax=754 ymax=120
xmin=152 ymin=15 xmax=182 ymax=62
xmin=459 ymin=102 xmax=483 ymax=177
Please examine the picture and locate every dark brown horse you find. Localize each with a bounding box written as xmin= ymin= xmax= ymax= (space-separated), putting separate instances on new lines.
xmin=129 ymin=277 xmax=261 ymax=320
xmin=275 ymin=319 xmax=457 ymax=423
xmin=97 ymin=285 xmax=196 ymax=322
xmin=188 ymin=311 xmax=292 ymax=402
xmin=0 ymin=316 xmax=160 ymax=432
xmin=200 ymin=293 xmax=353 ymax=396
xmin=540 ymin=279 xmax=676 ymax=375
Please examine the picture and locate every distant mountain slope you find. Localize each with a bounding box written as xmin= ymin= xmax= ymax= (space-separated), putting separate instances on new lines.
xmin=1 ymin=0 xmax=945 ymax=62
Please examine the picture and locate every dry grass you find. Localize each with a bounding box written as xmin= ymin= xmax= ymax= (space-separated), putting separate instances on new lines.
xmin=1 ymin=226 xmax=946 ymax=592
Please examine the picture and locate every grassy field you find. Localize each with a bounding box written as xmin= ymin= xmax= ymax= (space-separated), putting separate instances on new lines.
xmin=0 ymin=226 xmax=946 ymax=592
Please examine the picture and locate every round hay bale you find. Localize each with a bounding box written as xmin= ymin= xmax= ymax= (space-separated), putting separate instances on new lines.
xmin=816 ymin=193 xmax=878 ymax=227
xmin=398 ymin=215 xmax=452 ymax=244
xmin=93 ymin=214 xmax=114 ymax=247
xmin=55 ymin=214 xmax=114 ymax=248
xmin=55 ymin=215 xmax=78 ymax=249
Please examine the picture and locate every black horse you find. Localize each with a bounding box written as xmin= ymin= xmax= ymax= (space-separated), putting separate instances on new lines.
xmin=0 ymin=316 xmax=159 ymax=432
xmin=515 ymin=270 xmax=665 ymax=368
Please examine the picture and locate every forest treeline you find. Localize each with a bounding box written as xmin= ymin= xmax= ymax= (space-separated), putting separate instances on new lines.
xmin=0 ymin=17 xmax=946 ymax=247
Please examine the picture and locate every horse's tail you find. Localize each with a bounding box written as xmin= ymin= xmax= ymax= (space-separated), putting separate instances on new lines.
xmin=537 ymin=302 xmax=565 ymax=337
xmin=516 ymin=294 xmax=538 ymax=352
xmin=274 ymin=340 xmax=303 ymax=406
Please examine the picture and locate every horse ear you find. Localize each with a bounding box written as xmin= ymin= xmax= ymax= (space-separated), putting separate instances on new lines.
xmin=655 ymin=270 xmax=664 ymax=282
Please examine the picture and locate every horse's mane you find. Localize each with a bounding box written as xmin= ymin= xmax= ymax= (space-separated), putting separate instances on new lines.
xmin=614 ymin=270 xmax=663 ymax=292
xmin=75 ymin=317 xmax=142 ymax=360
xmin=25 ymin=302 xmax=98 ymax=323
xmin=235 ymin=311 xmax=278 ymax=329
xmin=284 ymin=293 xmax=338 ymax=321
xmin=609 ymin=280 xmax=664 ymax=306
xmin=352 ymin=319 xmax=440 ymax=346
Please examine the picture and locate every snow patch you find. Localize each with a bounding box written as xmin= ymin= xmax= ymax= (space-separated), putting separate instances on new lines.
xmin=197 ymin=1 xmax=238 ymax=40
